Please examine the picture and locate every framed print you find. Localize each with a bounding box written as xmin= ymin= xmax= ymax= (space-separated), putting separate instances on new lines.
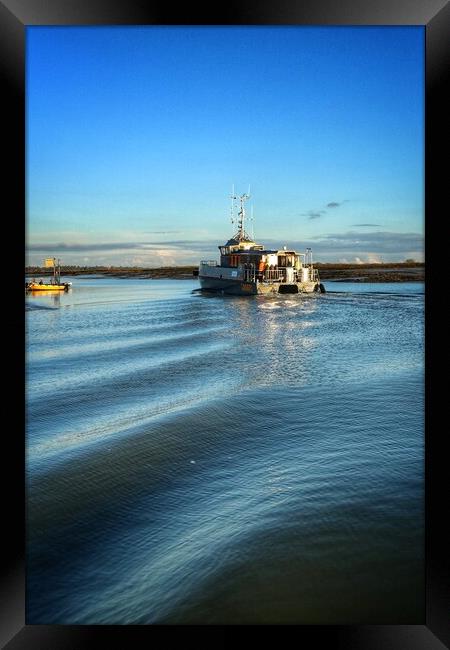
xmin=2 ymin=0 xmax=449 ymax=647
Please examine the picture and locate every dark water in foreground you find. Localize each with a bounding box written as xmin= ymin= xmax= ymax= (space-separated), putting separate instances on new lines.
xmin=26 ymin=278 xmax=424 ymax=624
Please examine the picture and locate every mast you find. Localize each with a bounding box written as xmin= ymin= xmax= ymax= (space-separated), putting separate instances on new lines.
xmin=53 ymin=257 xmax=61 ymax=285
xmin=232 ymin=190 xmax=252 ymax=242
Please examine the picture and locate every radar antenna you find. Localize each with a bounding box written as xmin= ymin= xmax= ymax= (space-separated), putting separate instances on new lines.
xmin=234 ymin=190 xmax=252 ymax=241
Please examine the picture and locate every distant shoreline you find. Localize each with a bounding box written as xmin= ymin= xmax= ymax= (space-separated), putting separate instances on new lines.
xmin=25 ymin=262 xmax=425 ymax=283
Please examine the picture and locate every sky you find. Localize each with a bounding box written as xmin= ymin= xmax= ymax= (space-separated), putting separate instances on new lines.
xmin=26 ymin=26 xmax=424 ymax=266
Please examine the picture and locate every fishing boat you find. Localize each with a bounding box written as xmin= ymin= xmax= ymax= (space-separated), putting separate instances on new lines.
xmin=197 ymin=190 xmax=325 ymax=296
xmin=25 ymin=257 xmax=72 ymax=292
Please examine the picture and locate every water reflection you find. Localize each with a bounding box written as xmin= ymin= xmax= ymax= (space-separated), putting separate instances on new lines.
xmin=26 ymin=290 xmax=62 ymax=307
xmin=224 ymin=294 xmax=320 ymax=389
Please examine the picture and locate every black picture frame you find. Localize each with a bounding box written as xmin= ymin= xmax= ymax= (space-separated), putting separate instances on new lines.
xmin=3 ymin=1 xmax=448 ymax=647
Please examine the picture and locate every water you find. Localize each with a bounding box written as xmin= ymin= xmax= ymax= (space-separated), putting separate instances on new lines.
xmin=26 ymin=277 xmax=424 ymax=624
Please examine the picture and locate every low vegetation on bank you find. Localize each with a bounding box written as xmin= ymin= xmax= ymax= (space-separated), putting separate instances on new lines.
xmin=25 ymin=262 xmax=424 ymax=282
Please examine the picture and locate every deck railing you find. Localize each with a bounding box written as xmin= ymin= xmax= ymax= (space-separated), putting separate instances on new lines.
xmin=263 ymin=269 xmax=285 ymax=281
xmin=200 ymin=261 xmax=319 ymax=283
xmin=262 ymin=267 xmax=318 ymax=283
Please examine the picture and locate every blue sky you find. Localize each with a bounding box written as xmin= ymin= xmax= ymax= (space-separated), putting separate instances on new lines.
xmin=26 ymin=26 xmax=424 ymax=265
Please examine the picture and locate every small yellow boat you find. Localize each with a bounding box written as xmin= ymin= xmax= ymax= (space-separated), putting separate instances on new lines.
xmin=25 ymin=257 xmax=72 ymax=292
xmin=25 ymin=282 xmax=71 ymax=292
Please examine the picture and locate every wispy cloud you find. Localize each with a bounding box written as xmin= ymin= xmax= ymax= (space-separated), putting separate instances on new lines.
xmin=309 ymin=231 xmax=423 ymax=252
xmin=326 ymin=200 xmax=349 ymax=208
xmin=299 ymin=210 xmax=326 ymax=220
xmin=262 ymin=231 xmax=424 ymax=260
xmin=26 ymin=239 xmax=218 ymax=253
xmin=27 ymin=242 xmax=146 ymax=252
xmin=26 ymin=230 xmax=424 ymax=265
xmin=142 ymin=230 xmax=181 ymax=235
xmin=351 ymin=223 xmax=381 ymax=227
xmin=300 ymin=199 xmax=348 ymax=219
xmin=26 ymin=239 xmax=221 ymax=268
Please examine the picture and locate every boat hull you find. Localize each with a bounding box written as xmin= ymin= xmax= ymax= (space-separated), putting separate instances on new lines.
xmin=199 ymin=275 xmax=319 ymax=296
xmin=25 ymin=283 xmax=69 ymax=291
xmin=199 ymin=276 xmax=258 ymax=295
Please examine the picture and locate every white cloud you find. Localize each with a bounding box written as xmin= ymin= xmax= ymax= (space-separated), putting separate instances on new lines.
xmin=26 ymin=229 xmax=424 ymax=266
xmin=367 ymin=253 xmax=382 ymax=263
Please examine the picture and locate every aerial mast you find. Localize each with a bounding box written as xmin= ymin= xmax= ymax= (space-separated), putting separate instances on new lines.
xmin=236 ymin=190 xmax=251 ymax=241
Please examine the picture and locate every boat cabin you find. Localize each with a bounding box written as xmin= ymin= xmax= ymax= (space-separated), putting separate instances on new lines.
xmin=218 ymin=237 xmax=313 ymax=282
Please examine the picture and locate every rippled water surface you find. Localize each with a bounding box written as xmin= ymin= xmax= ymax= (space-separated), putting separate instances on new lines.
xmin=26 ymin=277 xmax=424 ymax=624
